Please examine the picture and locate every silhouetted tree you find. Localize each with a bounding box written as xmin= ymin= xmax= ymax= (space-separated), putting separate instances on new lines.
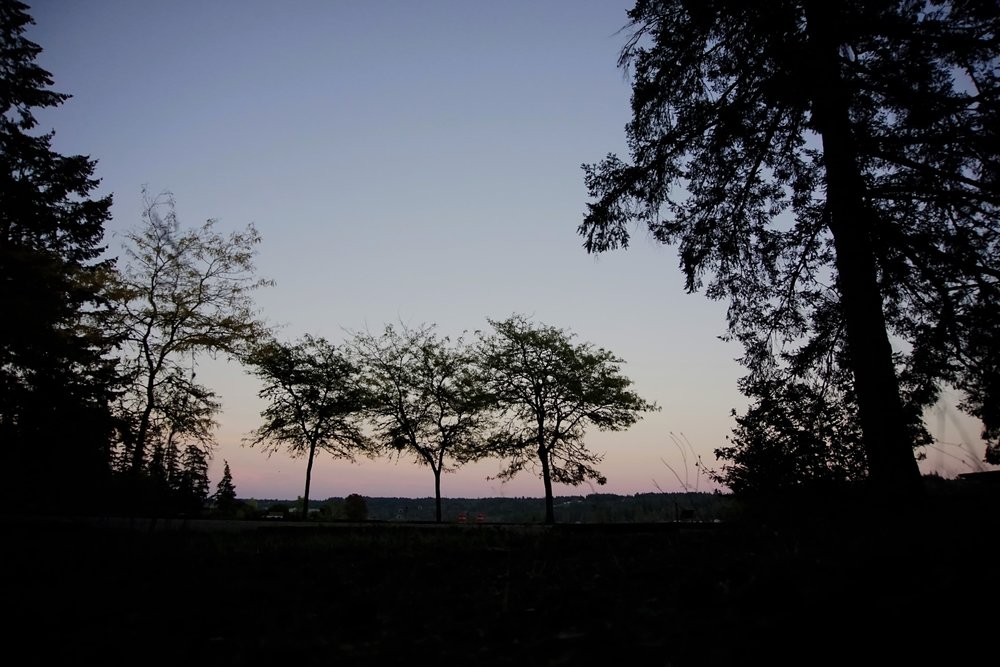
xmin=0 ymin=0 xmax=119 ymax=511
xmin=213 ymin=459 xmax=237 ymax=514
xmin=477 ymin=314 xmax=658 ymax=524
xmin=245 ymin=335 xmax=372 ymax=519
xmin=108 ymin=190 xmax=271 ymax=475
xmin=175 ymin=443 xmax=210 ymax=513
xmin=580 ymin=0 xmax=999 ymax=494
xmin=712 ymin=377 xmax=868 ymax=494
xmin=343 ymin=493 xmax=368 ymax=521
xmin=715 ymin=360 xmax=933 ymax=493
xmin=348 ymin=323 xmax=491 ymax=522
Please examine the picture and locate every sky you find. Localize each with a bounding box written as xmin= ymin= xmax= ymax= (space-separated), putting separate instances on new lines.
xmin=24 ymin=0 xmax=993 ymax=500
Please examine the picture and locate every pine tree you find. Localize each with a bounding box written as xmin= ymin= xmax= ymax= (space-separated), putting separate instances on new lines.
xmin=175 ymin=444 xmax=210 ymax=513
xmin=213 ymin=460 xmax=237 ymax=513
xmin=0 ymin=0 xmax=118 ymax=510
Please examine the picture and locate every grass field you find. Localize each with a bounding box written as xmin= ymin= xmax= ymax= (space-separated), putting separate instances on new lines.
xmin=5 ymin=482 xmax=997 ymax=666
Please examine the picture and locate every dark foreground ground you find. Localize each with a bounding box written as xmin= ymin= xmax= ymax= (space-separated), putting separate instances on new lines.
xmin=4 ymin=484 xmax=998 ymax=666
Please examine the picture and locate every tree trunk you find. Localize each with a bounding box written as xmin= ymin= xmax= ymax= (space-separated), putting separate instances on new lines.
xmin=804 ymin=1 xmax=922 ymax=497
xmin=302 ymin=442 xmax=315 ymax=520
xmin=130 ymin=374 xmax=157 ymax=473
xmin=433 ymin=468 xmax=443 ymax=523
xmin=131 ymin=336 xmax=167 ymax=474
xmin=538 ymin=444 xmax=555 ymax=524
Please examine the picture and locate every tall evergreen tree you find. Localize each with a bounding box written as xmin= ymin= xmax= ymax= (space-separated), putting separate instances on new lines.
xmin=580 ymin=0 xmax=999 ymax=495
xmin=213 ymin=459 xmax=237 ymax=513
xmin=0 ymin=0 xmax=117 ymax=510
xmin=176 ymin=443 xmax=210 ymax=513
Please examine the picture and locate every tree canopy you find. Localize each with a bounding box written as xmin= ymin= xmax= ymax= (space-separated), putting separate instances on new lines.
xmin=477 ymin=314 xmax=658 ymax=523
xmin=580 ymin=0 xmax=999 ymax=494
xmin=246 ymin=335 xmax=373 ymax=518
xmin=109 ymin=190 xmax=272 ymax=476
xmin=348 ymin=323 xmax=491 ymax=522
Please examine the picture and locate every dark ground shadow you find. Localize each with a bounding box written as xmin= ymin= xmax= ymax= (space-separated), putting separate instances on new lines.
xmin=4 ymin=479 xmax=996 ymax=666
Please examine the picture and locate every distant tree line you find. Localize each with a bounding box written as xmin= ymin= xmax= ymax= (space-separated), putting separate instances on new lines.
xmin=232 ymin=492 xmax=734 ymax=524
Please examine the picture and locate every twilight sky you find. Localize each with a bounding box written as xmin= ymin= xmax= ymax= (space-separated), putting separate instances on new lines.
xmin=25 ymin=0 xmax=991 ymax=500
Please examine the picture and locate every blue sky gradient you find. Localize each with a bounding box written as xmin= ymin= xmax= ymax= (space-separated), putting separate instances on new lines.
xmin=25 ymin=0 xmax=989 ymax=499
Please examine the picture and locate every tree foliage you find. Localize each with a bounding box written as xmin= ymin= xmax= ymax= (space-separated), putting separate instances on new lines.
xmin=245 ymin=335 xmax=372 ymax=518
xmin=175 ymin=442 xmax=210 ymax=512
xmin=580 ymin=0 xmax=999 ymax=492
xmin=477 ymin=314 xmax=658 ymax=523
xmin=0 ymin=0 xmax=118 ymax=509
xmin=711 ymin=378 xmax=869 ymax=494
xmin=213 ymin=459 xmax=237 ymax=513
xmin=343 ymin=493 xmax=368 ymax=522
xmin=109 ymin=190 xmax=271 ymax=475
xmin=348 ymin=323 xmax=491 ymax=522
